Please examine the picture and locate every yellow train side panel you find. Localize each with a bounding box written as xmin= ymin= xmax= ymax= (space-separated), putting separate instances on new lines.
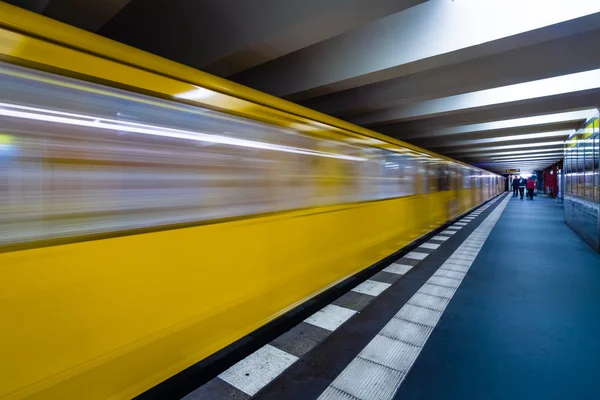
xmin=458 ymin=188 xmax=477 ymax=216
xmin=0 ymin=192 xmax=455 ymax=400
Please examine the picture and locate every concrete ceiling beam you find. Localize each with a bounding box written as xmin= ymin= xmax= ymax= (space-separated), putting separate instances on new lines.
xmin=96 ymin=0 xmax=417 ymax=76
xmin=301 ymin=28 xmax=600 ymax=117
xmin=375 ymin=90 xmax=600 ymax=140
xmin=233 ymin=0 xmax=600 ymax=99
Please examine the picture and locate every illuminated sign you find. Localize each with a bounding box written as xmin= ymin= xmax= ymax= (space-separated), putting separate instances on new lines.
xmin=506 ymin=169 xmax=520 ymax=173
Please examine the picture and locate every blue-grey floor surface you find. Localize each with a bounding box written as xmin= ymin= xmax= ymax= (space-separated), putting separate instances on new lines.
xmin=395 ymin=194 xmax=600 ymax=400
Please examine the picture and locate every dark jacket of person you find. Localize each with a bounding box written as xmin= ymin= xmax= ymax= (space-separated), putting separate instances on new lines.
xmin=512 ymin=179 xmax=519 ymax=189
xmin=518 ymin=178 xmax=526 ymax=187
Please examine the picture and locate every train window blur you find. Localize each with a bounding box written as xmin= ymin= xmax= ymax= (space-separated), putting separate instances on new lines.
xmin=427 ymin=163 xmax=438 ymax=193
xmin=450 ymin=166 xmax=459 ymax=191
xmin=462 ymin=169 xmax=471 ymax=189
xmin=417 ymin=160 xmax=429 ymax=194
xmin=436 ymin=165 xmax=449 ymax=191
xmin=0 ymin=62 xmax=424 ymax=246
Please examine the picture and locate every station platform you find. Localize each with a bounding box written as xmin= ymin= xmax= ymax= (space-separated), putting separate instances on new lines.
xmin=152 ymin=192 xmax=600 ymax=400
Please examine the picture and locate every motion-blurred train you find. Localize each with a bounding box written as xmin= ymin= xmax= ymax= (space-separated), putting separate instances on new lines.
xmin=0 ymin=4 xmax=504 ymax=400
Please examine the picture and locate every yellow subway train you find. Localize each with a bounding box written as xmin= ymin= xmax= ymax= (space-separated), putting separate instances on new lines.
xmin=0 ymin=4 xmax=504 ymax=400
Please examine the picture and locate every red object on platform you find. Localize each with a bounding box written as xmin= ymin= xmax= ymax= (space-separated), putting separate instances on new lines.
xmin=542 ymin=162 xmax=560 ymax=198
xmin=526 ymin=179 xmax=536 ymax=189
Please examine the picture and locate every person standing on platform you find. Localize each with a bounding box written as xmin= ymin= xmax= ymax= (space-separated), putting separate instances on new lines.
xmin=512 ymin=177 xmax=519 ymax=197
xmin=526 ymin=177 xmax=536 ymax=200
xmin=518 ymin=176 xmax=526 ymax=199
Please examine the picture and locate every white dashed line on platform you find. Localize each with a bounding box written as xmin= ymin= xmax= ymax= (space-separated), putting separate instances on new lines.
xmin=304 ymin=304 xmax=356 ymax=331
xmin=352 ymin=280 xmax=392 ymax=297
xmin=431 ymin=235 xmax=450 ymax=241
xmin=404 ymin=251 xmax=428 ymax=261
xmin=383 ymin=263 xmax=414 ymax=275
xmin=419 ymin=242 xmax=440 ymax=250
xmin=219 ymin=344 xmax=298 ymax=396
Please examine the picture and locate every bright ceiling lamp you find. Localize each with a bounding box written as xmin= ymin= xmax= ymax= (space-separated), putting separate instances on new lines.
xmin=453 ymin=68 xmax=600 ymax=113
xmin=479 ymin=158 xmax=553 ymax=162
xmin=425 ymin=109 xmax=597 ymax=137
xmin=489 ymin=156 xmax=563 ymax=162
xmin=446 ymin=130 xmax=573 ymax=146
xmin=478 ymin=158 xmax=557 ymax=163
xmin=488 ymin=158 xmax=558 ymax=162
xmin=482 ymin=161 xmax=557 ymax=166
xmin=489 ymin=162 xmax=559 ymax=167
xmin=392 ymin=67 xmax=600 ymax=121
xmin=449 ymin=141 xmax=565 ymax=153
xmin=490 ymin=153 xmax=564 ymax=160
xmin=450 ymin=0 xmax=600 ymax=41
xmin=460 ymin=70 xmax=599 ymax=115
xmin=467 ymin=147 xmax=565 ymax=157
xmin=489 ymin=150 xmax=564 ymax=157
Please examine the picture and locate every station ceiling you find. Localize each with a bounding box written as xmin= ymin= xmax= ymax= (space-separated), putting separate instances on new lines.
xmin=8 ymin=0 xmax=600 ymax=174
